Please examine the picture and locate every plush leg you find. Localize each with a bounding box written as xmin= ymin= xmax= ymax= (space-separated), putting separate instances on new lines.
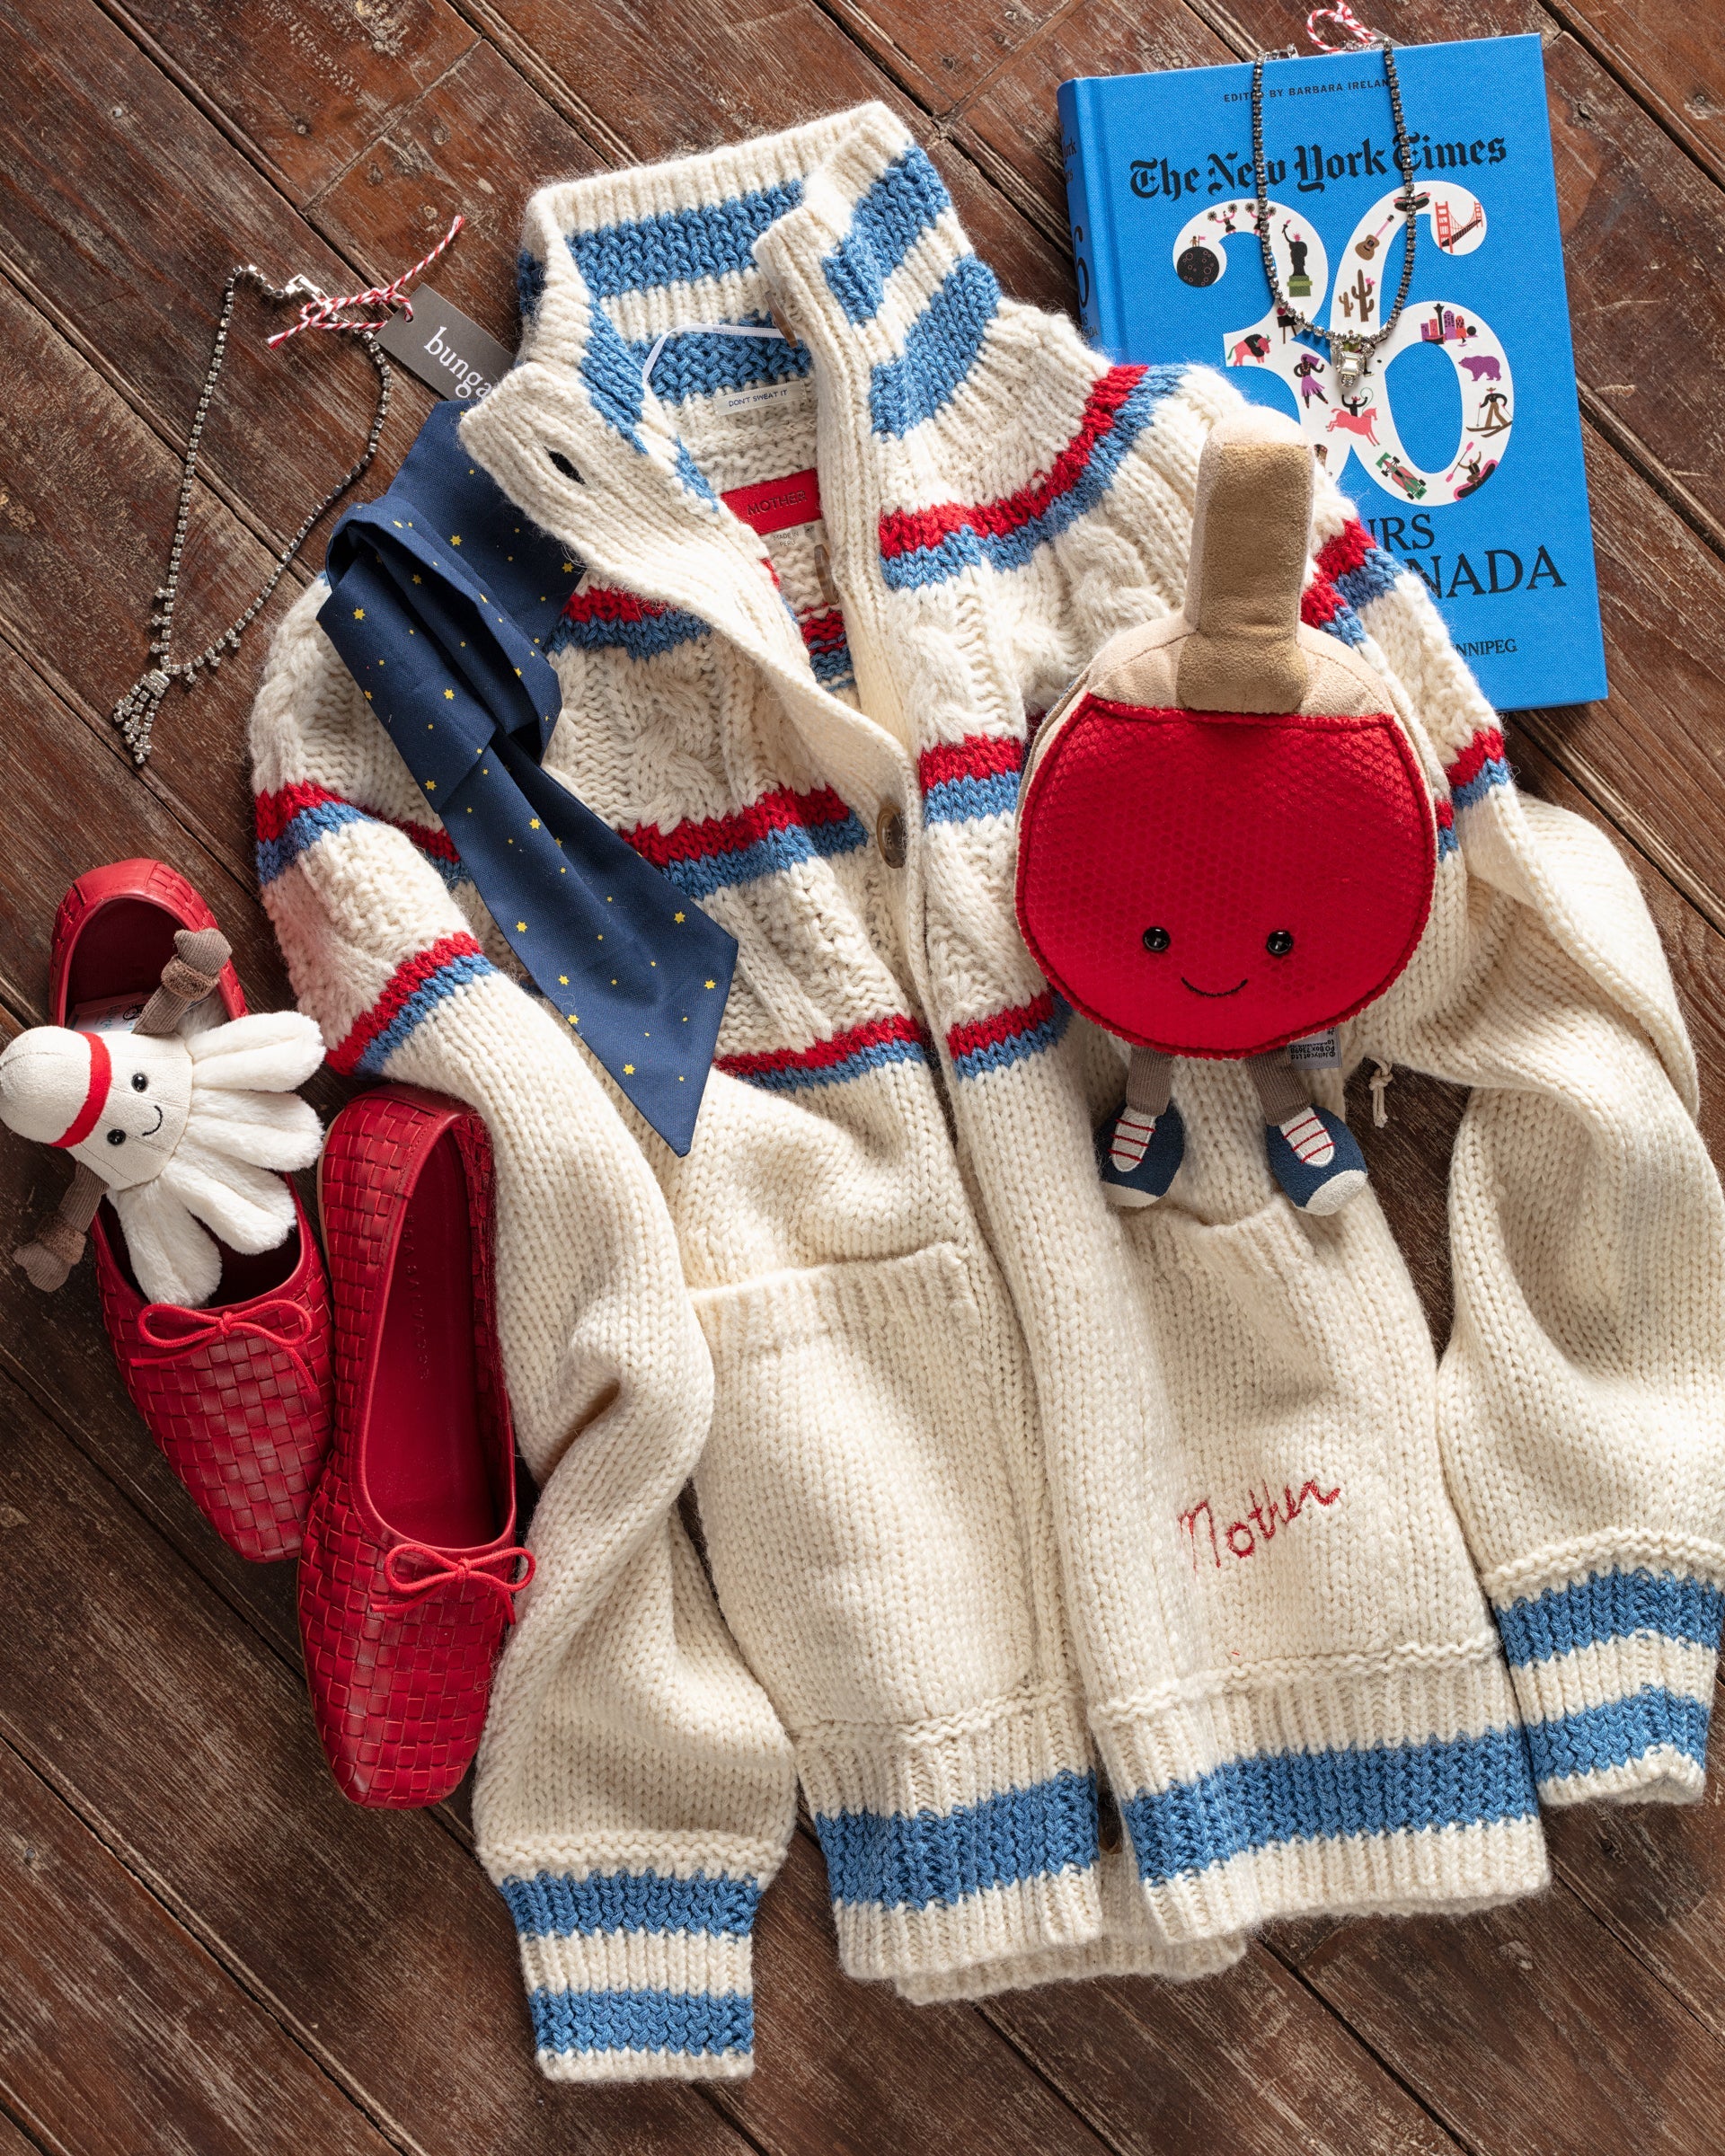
xmin=1248 ymin=1052 xmax=1367 ymax=1215
xmin=1096 ymin=1047 xmax=1185 ymax=1208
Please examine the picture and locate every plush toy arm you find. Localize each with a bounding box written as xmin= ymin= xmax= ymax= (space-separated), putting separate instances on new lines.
xmin=14 ymin=1161 xmax=104 ymax=1291
xmin=136 ymin=927 xmax=232 ymax=1038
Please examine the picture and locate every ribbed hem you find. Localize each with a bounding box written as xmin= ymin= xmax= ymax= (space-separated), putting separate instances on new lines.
xmin=892 ymin=1842 xmax=1245 ymax=2000
xmin=500 ymin=1866 xmax=760 ymax=2084
xmin=1491 ymin=1551 xmax=1724 ymax=1807
xmin=798 ymin=1686 xmax=1110 ymax=1982
xmin=1096 ymin=1636 xmax=1549 ymax=1940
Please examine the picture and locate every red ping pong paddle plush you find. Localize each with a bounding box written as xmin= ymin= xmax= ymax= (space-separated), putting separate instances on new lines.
xmin=1014 ymin=407 xmax=1435 ymax=1213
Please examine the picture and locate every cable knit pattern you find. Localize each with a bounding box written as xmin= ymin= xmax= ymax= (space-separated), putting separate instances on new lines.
xmin=252 ymin=105 xmax=1725 ymax=2080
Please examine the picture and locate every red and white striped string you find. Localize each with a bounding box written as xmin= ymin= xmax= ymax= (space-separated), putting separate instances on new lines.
xmin=1305 ymin=3 xmax=1383 ymax=50
xmin=267 ymin=214 xmax=465 ymax=347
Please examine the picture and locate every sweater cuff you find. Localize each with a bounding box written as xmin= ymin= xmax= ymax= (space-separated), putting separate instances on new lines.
xmin=1491 ymin=1561 xmax=1723 ymax=1807
xmin=498 ymin=1868 xmax=761 ymax=2082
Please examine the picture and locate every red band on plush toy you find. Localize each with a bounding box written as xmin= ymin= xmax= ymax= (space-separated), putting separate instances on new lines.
xmin=52 ymin=1030 xmax=111 ymax=1149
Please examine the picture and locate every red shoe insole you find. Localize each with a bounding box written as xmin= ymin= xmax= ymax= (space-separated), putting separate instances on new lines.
xmin=66 ymin=898 xmax=188 ymax=1014
xmin=367 ymin=1132 xmax=499 ymax=1551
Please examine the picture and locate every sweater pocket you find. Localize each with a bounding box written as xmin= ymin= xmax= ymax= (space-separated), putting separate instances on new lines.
xmin=689 ymin=1242 xmax=1038 ymax=1736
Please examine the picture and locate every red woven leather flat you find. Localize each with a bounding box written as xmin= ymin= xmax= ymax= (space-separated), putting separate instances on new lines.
xmin=301 ymin=1083 xmax=528 ymax=1808
xmin=50 ymin=860 xmax=332 ymax=1562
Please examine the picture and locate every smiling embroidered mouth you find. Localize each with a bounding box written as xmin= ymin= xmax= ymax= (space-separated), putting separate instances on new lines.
xmin=140 ymin=1104 xmax=164 ymax=1137
xmin=1181 ymin=976 xmax=1249 ymax=998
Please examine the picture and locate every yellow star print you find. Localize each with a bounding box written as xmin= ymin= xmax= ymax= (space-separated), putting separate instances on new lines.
xmin=425 ymin=780 xmax=437 ymax=791
xmin=517 ymin=921 xmax=527 ymax=932
xmin=530 ymin=819 xmax=541 ymax=830
xmin=451 ymin=535 xmax=462 ymax=545
xmin=352 ymin=607 xmax=365 ymax=620
xmin=674 ymin=911 xmax=686 ymax=923
xmin=559 ymin=976 xmax=569 ymax=985
xmin=624 ymin=1064 xmax=635 ymax=1075
xmin=704 ymin=979 xmax=716 ymax=990
xmin=444 ymin=689 xmax=455 ymax=700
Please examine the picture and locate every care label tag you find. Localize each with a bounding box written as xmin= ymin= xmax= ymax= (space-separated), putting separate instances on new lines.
xmin=377 ymin=282 xmax=514 ymax=403
xmin=69 ymin=993 xmax=148 ymax=1035
xmin=719 ymin=378 xmax=808 ymax=416
xmin=1287 ymin=1029 xmax=1341 ymax=1070
xmin=721 ymin=467 xmax=823 ymax=535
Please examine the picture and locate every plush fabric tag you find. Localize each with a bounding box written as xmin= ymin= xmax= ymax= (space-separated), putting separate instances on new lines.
xmin=377 ymin=282 xmax=514 ymax=404
xmin=721 ymin=468 xmax=822 ymax=535
xmin=1287 ymin=1029 xmax=1341 ymax=1069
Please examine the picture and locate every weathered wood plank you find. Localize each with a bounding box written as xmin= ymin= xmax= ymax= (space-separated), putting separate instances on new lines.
xmin=1544 ymin=0 xmax=1725 ymax=191
xmin=111 ymin=0 xmax=479 ymax=197
xmin=720 ymin=1832 xmax=1118 ymax=2156
xmin=0 ymin=272 xmax=324 ymax=893
xmin=0 ymin=1735 xmax=395 ymax=2156
xmin=0 ymin=0 xmax=421 ymax=550
xmin=0 ymin=1372 xmax=757 ymax=2156
xmin=1295 ymin=1887 xmax=1725 ymax=2156
xmin=979 ymin=1947 xmax=1465 ymax=2156
xmin=818 ymin=0 xmax=1070 ymax=115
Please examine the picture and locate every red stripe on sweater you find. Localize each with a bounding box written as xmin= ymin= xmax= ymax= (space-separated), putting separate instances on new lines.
xmin=1300 ymin=573 xmax=1344 ymax=630
xmin=715 ymin=1012 xmax=926 ymax=1080
xmin=878 ymin=364 xmax=1148 ymax=562
xmin=624 ymin=784 xmax=858 ymax=869
xmin=1445 ymin=727 xmax=1507 ymax=791
xmin=1315 ymin=518 xmax=1378 ymax=581
xmin=946 ymin=989 xmax=1059 ymax=1064
xmin=562 ymin=585 xmax=668 ymax=625
xmin=327 ymin=932 xmax=486 ymax=1075
xmin=254 ymin=781 xmax=462 ymax=868
xmin=800 ymin=607 xmax=849 ymax=653
xmin=916 ymin=734 xmax=1025 ymax=794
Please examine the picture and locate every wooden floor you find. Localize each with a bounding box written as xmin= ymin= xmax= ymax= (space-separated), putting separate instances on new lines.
xmin=3 ymin=0 xmax=1725 ymax=2149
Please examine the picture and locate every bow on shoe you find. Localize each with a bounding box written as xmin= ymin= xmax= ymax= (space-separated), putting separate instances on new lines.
xmin=373 ymin=1539 xmax=536 ymax=1621
xmin=136 ymin=1297 xmax=322 ymax=1406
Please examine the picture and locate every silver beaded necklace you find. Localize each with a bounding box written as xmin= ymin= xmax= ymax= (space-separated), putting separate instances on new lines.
xmin=111 ymin=265 xmax=392 ymax=766
xmin=1250 ymin=38 xmax=1422 ymax=404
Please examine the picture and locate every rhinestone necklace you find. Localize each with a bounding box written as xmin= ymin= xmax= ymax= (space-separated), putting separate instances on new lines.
xmin=1250 ymin=38 xmax=1422 ymax=404
xmin=111 ymin=265 xmax=392 ymax=766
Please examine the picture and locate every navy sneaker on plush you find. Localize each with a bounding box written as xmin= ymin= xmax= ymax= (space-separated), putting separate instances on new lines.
xmin=1097 ymin=1097 xmax=1185 ymax=1208
xmin=1265 ymin=1105 xmax=1367 ymax=1215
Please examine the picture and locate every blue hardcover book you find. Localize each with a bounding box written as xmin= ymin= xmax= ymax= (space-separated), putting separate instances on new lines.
xmin=1058 ymin=36 xmax=1606 ymax=711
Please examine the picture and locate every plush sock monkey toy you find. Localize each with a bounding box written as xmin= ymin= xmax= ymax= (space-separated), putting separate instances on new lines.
xmin=1015 ymin=407 xmax=1437 ymax=1213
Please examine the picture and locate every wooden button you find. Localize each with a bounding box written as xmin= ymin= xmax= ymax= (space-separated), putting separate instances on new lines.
xmin=876 ymin=804 xmax=907 ymax=868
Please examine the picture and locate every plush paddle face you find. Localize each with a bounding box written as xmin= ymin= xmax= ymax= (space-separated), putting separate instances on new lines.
xmin=1015 ymin=694 xmax=1436 ymax=1059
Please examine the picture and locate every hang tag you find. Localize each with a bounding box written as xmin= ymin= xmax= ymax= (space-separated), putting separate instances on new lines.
xmin=377 ymin=282 xmax=514 ymax=403
xmin=1287 ymin=1029 xmax=1341 ymax=1070
xmin=721 ymin=468 xmax=822 ymax=535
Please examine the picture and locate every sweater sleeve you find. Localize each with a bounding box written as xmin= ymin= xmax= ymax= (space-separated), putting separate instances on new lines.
xmin=1356 ymin=562 xmax=1725 ymax=1809
xmin=251 ymin=583 xmax=797 ymax=2078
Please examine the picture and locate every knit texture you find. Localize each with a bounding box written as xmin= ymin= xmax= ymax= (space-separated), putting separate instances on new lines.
xmin=251 ymin=105 xmax=1725 ymax=2079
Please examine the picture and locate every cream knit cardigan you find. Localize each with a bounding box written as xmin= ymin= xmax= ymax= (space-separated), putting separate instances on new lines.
xmin=250 ymin=105 xmax=1725 ymax=2081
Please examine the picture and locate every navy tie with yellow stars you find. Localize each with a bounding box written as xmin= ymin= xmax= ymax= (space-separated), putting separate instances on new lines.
xmin=317 ymin=399 xmax=736 ymax=1156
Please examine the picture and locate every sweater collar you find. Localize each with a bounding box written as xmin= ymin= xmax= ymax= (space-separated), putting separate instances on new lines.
xmin=458 ymin=104 xmax=1002 ymax=788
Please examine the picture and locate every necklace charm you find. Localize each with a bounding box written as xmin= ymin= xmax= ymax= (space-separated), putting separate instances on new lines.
xmin=1334 ymin=342 xmax=1367 ymax=401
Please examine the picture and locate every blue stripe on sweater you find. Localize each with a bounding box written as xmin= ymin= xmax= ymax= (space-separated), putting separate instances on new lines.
xmin=1452 ymin=756 xmax=1512 ymax=812
xmin=255 ymin=799 xmax=367 ymax=888
xmin=870 ymin=255 xmax=1000 ymax=439
xmin=923 ymin=770 xmax=1021 ymax=825
xmin=567 ymin=182 xmax=805 ymax=298
xmin=500 ymin=1870 xmax=760 ymax=1939
xmin=880 ymin=365 xmax=1183 ymax=590
xmin=816 ymin=1770 xmax=1098 ymax=1911
xmin=1496 ymin=1568 xmax=1725 ymax=1667
xmin=823 ymin=146 xmax=951 ymax=324
xmin=1318 ymin=596 xmax=1368 ymax=649
xmin=1121 ymin=1725 xmax=1538 ymax=1886
xmin=579 ymin=302 xmax=648 ymax=447
xmin=528 ymin=1985 xmax=753 ymax=2059
xmin=948 ymin=995 xmax=1071 ymax=1081
xmin=654 ymin=814 xmax=868 ymax=901
xmin=1334 ymin=544 xmax=1403 ymax=611
xmin=547 ymin=603 xmax=709 ymax=662
xmin=354 ymin=949 xmax=496 ymax=1077
xmin=1524 ymin=1688 xmax=1711 ymax=1788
